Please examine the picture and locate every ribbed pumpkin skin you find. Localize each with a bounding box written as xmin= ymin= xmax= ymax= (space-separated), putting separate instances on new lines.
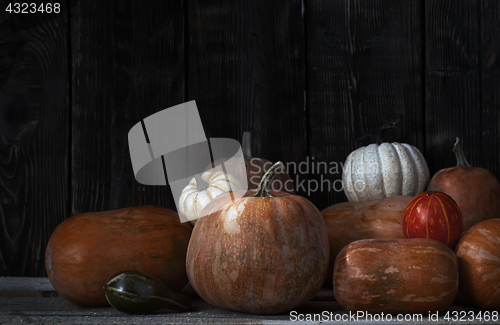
xmin=402 ymin=191 xmax=463 ymax=248
xmin=45 ymin=206 xmax=192 ymax=307
xmin=186 ymin=190 xmax=329 ymax=315
xmin=455 ymin=219 xmax=500 ymax=311
xmin=334 ymin=239 xmax=458 ymax=314
xmin=343 ymin=142 xmax=430 ymax=202
xmin=179 ymin=170 xmax=243 ymax=223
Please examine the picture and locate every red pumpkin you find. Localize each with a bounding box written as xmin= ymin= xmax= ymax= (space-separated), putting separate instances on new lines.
xmin=45 ymin=206 xmax=192 ymax=306
xmin=186 ymin=162 xmax=328 ymax=314
xmin=402 ymin=191 xmax=463 ymax=248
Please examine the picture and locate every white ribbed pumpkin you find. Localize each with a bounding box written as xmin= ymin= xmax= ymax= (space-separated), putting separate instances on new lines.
xmin=342 ymin=142 xmax=430 ymax=202
xmin=179 ymin=170 xmax=243 ymax=225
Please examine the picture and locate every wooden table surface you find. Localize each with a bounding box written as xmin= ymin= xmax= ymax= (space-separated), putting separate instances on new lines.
xmin=0 ymin=277 xmax=495 ymax=324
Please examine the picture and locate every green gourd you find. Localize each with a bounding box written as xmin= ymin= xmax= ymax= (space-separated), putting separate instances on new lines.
xmin=104 ymin=271 xmax=191 ymax=314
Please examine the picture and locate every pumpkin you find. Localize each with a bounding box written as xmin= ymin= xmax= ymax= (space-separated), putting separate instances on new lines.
xmin=45 ymin=206 xmax=192 ymax=306
xmin=209 ymin=132 xmax=295 ymax=194
xmin=321 ymin=195 xmax=410 ymax=285
xmin=455 ymin=219 xmax=500 ymax=311
xmin=427 ymin=137 xmax=500 ymax=231
xmin=186 ymin=162 xmax=329 ymax=315
xmin=334 ymin=238 xmax=458 ymax=314
xmin=178 ymin=170 xmax=243 ymax=225
xmin=342 ymin=141 xmax=430 ymax=202
xmin=403 ymin=191 xmax=463 ymax=248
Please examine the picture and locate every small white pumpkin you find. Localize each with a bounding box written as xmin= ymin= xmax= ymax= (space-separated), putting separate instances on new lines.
xmin=342 ymin=142 xmax=430 ymax=202
xmin=179 ymin=170 xmax=243 ymax=225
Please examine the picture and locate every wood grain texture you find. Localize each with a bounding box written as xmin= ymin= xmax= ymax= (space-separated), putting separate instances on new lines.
xmin=188 ymin=0 xmax=307 ymax=195
xmin=306 ymin=0 xmax=424 ymax=209
xmin=2 ymin=0 xmax=500 ymax=278
xmin=480 ymin=0 xmax=500 ymax=178
xmin=71 ymin=0 xmax=184 ymax=215
xmin=0 ymin=12 xmax=68 ymax=276
xmin=425 ymin=0 xmax=481 ymax=175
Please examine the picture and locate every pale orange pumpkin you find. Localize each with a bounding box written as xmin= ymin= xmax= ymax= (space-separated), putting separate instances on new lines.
xmin=321 ymin=196 xmax=410 ymax=285
xmin=186 ymin=162 xmax=328 ymax=314
xmin=334 ymin=239 xmax=458 ymax=314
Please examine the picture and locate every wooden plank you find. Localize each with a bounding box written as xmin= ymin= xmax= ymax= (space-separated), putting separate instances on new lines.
xmin=480 ymin=0 xmax=500 ymax=178
xmin=0 ymin=276 xmax=54 ymax=291
xmin=71 ymin=0 xmax=184 ymax=215
xmin=306 ymin=0 xmax=424 ymax=209
xmin=188 ymin=0 xmax=307 ymax=195
xmin=0 ymin=13 xmax=69 ymax=276
xmin=0 ymin=277 xmax=491 ymax=324
xmin=425 ymin=0 xmax=481 ymax=175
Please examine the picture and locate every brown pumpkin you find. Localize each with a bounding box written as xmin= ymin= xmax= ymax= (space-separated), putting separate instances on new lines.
xmin=334 ymin=238 xmax=458 ymax=314
xmin=455 ymin=219 xmax=500 ymax=311
xmin=321 ymin=196 xmax=410 ymax=285
xmin=208 ymin=132 xmax=295 ymax=194
xmin=427 ymin=138 xmax=500 ymax=231
xmin=45 ymin=206 xmax=192 ymax=306
xmin=186 ymin=162 xmax=328 ymax=314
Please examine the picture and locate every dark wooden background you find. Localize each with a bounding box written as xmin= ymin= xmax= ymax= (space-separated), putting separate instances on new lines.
xmin=1 ymin=0 xmax=499 ymax=276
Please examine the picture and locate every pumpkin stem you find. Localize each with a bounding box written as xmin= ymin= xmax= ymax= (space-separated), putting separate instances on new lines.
xmin=376 ymin=119 xmax=399 ymax=145
xmin=453 ymin=137 xmax=472 ymax=167
xmin=242 ymin=132 xmax=252 ymax=159
xmin=159 ymin=289 xmax=192 ymax=312
xmin=194 ymin=174 xmax=209 ymax=191
xmin=253 ymin=161 xmax=284 ymax=197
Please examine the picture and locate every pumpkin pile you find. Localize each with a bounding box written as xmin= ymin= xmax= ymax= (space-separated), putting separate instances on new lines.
xmin=44 ymin=130 xmax=500 ymax=315
xmin=45 ymin=160 xmax=328 ymax=315
xmin=325 ymin=136 xmax=500 ymax=314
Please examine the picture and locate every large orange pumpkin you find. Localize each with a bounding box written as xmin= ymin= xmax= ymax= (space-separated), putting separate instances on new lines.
xmin=427 ymin=138 xmax=500 ymax=231
xmin=45 ymin=206 xmax=192 ymax=306
xmin=186 ymin=162 xmax=328 ymax=314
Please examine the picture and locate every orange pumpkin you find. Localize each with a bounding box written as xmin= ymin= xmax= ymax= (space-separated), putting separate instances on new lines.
xmin=427 ymin=138 xmax=500 ymax=231
xmin=186 ymin=162 xmax=328 ymax=314
xmin=334 ymin=239 xmax=458 ymax=314
xmin=45 ymin=206 xmax=192 ymax=306
xmin=455 ymin=219 xmax=500 ymax=311
xmin=321 ymin=196 xmax=410 ymax=285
